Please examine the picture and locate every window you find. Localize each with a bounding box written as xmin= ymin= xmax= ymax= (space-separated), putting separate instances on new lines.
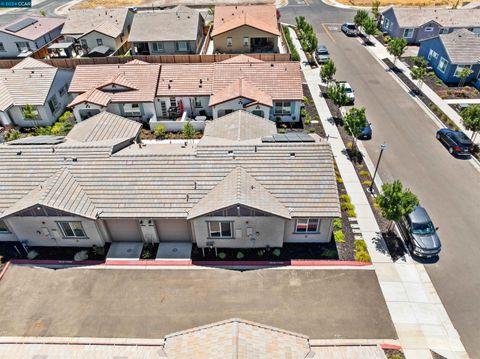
xmin=424 ymin=27 xmax=434 ymax=32
xmin=0 ymin=42 xmax=5 ymax=52
xmin=15 ymin=42 xmax=30 ymax=52
xmin=48 ymin=95 xmax=60 ymax=113
xmin=439 ymin=27 xmax=449 ymax=34
xmin=194 ymin=97 xmax=202 ymax=108
xmin=208 ymin=221 xmax=233 ymax=238
xmin=454 ymin=65 xmax=471 ymax=78
xmin=58 ymin=222 xmax=86 ymax=238
xmin=59 ymin=84 xmax=69 ymax=97
xmin=428 ymin=49 xmax=438 ymax=60
xmin=295 ymin=218 xmax=320 ymax=233
xmin=0 ymin=220 xmax=10 ymax=233
xmin=80 ymin=39 xmax=87 ymax=49
xmin=274 ymin=101 xmax=291 ymax=115
xmin=383 ymin=18 xmax=391 ymax=30
xmin=437 ymin=57 xmax=448 ymax=73
xmin=96 ymin=38 xmax=103 ymax=46
xmin=403 ymin=28 xmax=414 ymax=38
xmin=227 ymin=37 xmax=233 ymax=47
xmin=243 ymin=37 xmax=249 ymax=47
xmin=207 ymin=206 xmax=268 ymax=217
xmin=152 ymin=42 xmax=164 ymax=53
xmin=124 ymin=103 xmax=141 ymax=116
xmin=176 ymin=41 xmax=188 ymax=52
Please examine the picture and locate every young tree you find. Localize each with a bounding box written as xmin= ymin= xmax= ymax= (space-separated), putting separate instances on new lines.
xmin=154 ymin=124 xmax=167 ymax=139
xmin=182 ymin=121 xmax=196 ymax=142
xmin=371 ymin=0 xmax=381 ymax=24
xmin=343 ymin=107 xmax=368 ymax=154
xmin=460 ymin=104 xmax=480 ymax=140
xmin=362 ymin=17 xmax=378 ymax=44
xmin=326 ymin=84 xmax=349 ymax=108
xmin=377 ymin=180 xmax=419 ymax=230
xmin=458 ymin=67 xmax=474 ymax=87
xmin=387 ymin=38 xmax=407 ymax=66
xmin=320 ymin=59 xmax=336 ymax=84
xmin=354 ymin=10 xmax=369 ymax=31
xmin=411 ymin=65 xmax=426 ymax=92
xmin=22 ymin=104 xmax=38 ymax=120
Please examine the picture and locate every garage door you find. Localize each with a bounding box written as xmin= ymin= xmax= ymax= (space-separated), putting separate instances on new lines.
xmin=106 ymin=219 xmax=142 ymax=242
xmin=155 ymin=219 xmax=191 ymax=242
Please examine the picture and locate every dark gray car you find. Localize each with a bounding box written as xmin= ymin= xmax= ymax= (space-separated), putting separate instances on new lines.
xmin=399 ymin=206 xmax=441 ymax=258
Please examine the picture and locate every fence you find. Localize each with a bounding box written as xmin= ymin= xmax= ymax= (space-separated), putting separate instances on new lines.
xmin=0 ymin=53 xmax=292 ymax=69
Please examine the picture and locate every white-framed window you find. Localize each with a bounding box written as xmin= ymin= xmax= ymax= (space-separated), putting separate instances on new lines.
xmin=0 ymin=220 xmax=10 ymax=233
xmin=194 ymin=97 xmax=202 ymax=107
xmin=80 ymin=39 xmax=87 ymax=49
xmin=403 ymin=28 xmax=414 ymax=38
xmin=96 ymin=38 xmax=103 ymax=46
xmin=437 ymin=57 xmax=449 ymax=73
xmin=424 ymin=27 xmax=434 ymax=32
xmin=175 ymin=41 xmax=188 ymax=52
xmin=58 ymin=221 xmax=86 ymax=238
xmin=15 ymin=41 xmax=30 ymax=52
xmin=48 ymin=95 xmax=60 ymax=113
xmin=243 ymin=37 xmax=249 ymax=47
xmin=123 ymin=103 xmax=141 ymax=116
xmin=208 ymin=221 xmax=233 ymax=238
xmin=439 ymin=27 xmax=449 ymax=34
xmin=0 ymin=42 xmax=5 ymax=52
xmin=427 ymin=49 xmax=438 ymax=60
xmin=383 ymin=18 xmax=391 ymax=30
xmin=152 ymin=42 xmax=164 ymax=53
xmin=454 ymin=65 xmax=471 ymax=78
xmin=227 ymin=37 xmax=233 ymax=47
xmin=295 ymin=218 xmax=320 ymax=233
xmin=274 ymin=101 xmax=291 ymax=115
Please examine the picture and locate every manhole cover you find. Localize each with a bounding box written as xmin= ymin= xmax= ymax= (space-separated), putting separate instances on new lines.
xmin=172 ymin=248 xmax=178 ymax=252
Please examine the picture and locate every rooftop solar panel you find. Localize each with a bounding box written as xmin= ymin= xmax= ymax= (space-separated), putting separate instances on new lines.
xmin=5 ymin=18 xmax=38 ymax=33
xmin=261 ymin=133 xmax=315 ymax=143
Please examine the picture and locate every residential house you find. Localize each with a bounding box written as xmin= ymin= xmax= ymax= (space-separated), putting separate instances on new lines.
xmin=0 ymin=110 xmax=340 ymax=249
xmin=0 ymin=16 xmax=65 ymax=58
xmin=68 ymin=55 xmax=303 ymax=123
xmin=418 ymin=29 xmax=480 ymax=88
xmin=211 ymin=5 xmax=281 ymax=53
xmin=0 ymin=57 xmax=73 ymax=128
xmin=61 ymin=8 xmax=134 ymax=56
xmin=129 ymin=6 xmax=205 ymax=55
xmin=381 ymin=6 xmax=480 ymax=44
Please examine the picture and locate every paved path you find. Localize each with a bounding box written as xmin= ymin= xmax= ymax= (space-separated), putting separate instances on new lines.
xmin=288 ymin=27 xmax=469 ymax=359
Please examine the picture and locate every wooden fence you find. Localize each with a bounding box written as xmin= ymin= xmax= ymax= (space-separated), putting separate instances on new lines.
xmin=0 ymin=53 xmax=292 ymax=69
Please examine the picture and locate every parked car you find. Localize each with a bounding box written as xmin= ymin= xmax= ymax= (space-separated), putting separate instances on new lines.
xmin=359 ymin=122 xmax=372 ymax=140
xmin=436 ymin=128 xmax=474 ymax=156
xmin=398 ymin=206 xmax=441 ymax=258
xmin=337 ymin=81 xmax=355 ymax=104
xmin=315 ymin=45 xmax=330 ymax=64
xmin=341 ymin=23 xmax=359 ymax=36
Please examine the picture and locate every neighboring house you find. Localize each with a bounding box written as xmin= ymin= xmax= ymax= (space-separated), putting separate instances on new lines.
xmin=418 ymin=29 xmax=480 ymax=88
xmin=0 ymin=57 xmax=73 ymax=128
xmin=211 ymin=5 xmax=281 ymax=53
xmin=68 ymin=55 xmax=303 ymax=123
xmin=61 ymin=8 xmax=134 ymax=56
xmin=0 ymin=15 xmax=65 ymax=58
xmin=129 ymin=6 xmax=205 ymax=55
xmin=381 ymin=6 xmax=480 ymax=44
xmin=0 ymin=110 xmax=340 ymax=249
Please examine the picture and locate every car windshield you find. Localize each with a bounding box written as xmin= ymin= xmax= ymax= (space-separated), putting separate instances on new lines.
xmin=347 ymin=24 xmax=356 ymax=29
xmin=412 ymin=221 xmax=436 ymax=235
xmin=344 ymin=87 xmax=352 ymax=93
xmin=318 ymin=50 xmax=328 ymax=55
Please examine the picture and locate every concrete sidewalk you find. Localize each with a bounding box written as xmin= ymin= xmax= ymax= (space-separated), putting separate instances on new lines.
xmin=289 ymin=27 xmax=469 ymax=359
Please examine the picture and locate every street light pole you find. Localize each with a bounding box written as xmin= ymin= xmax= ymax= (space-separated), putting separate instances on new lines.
xmin=369 ymin=143 xmax=386 ymax=194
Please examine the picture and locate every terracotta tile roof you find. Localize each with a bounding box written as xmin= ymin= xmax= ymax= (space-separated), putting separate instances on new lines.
xmin=212 ymin=5 xmax=280 ymax=37
xmin=220 ymin=54 xmax=264 ymax=63
xmin=12 ymin=57 xmax=53 ymax=69
xmin=0 ymin=15 xmax=64 ymax=41
xmin=157 ymin=63 xmax=214 ymax=96
xmin=68 ymin=61 xmax=160 ymax=103
xmin=209 ymin=78 xmax=272 ymax=107
xmin=98 ymin=73 xmax=138 ymax=90
xmin=68 ymin=88 xmax=112 ymax=108
xmin=61 ymin=8 xmax=130 ymax=38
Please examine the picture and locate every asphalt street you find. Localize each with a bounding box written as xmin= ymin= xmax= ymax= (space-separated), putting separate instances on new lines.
xmin=281 ymin=2 xmax=480 ymax=357
xmin=0 ymin=0 xmax=70 ymax=25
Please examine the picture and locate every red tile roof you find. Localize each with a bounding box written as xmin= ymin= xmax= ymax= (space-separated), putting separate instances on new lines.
xmin=209 ymin=78 xmax=272 ymax=107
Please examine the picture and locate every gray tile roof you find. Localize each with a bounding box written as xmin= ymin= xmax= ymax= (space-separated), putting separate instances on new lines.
xmin=61 ymin=8 xmax=130 ymax=38
xmin=129 ymin=8 xmax=202 ymax=42
xmin=437 ymin=29 xmax=480 ymax=64
xmin=383 ymin=6 xmax=480 ymax=28
xmin=0 ymin=111 xmax=340 ymax=219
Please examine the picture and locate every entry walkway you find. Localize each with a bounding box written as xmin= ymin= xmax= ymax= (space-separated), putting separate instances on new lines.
xmin=289 ymin=27 xmax=469 ymax=359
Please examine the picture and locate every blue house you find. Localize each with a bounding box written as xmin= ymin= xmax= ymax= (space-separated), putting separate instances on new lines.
xmin=418 ymin=29 xmax=480 ymax=88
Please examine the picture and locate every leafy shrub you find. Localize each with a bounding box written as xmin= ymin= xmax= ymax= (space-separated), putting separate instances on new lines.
xmin=354 ymin=240 xmax=367 ymax=252
xmin=304 ymin=114 xmax=311 ymax=125
xmin=218 ymin=252 xmax=226 ymax=260
xmin=278 ymin=128 xmax=286 ymax=134
xmin=154 ymin=124 xmax=167 ymax=139
xmin=315 ymin=115 xmax=320 ymax=122
xmin=303 ymin=96 xmax=309 ymax=105
xmin=273 ymin=248 xmax=281 ymax=257
xmin=336 ymin=176 xmax=343 ymax=184
xmin=283 ymin=25 xmax=300 ymax=61
xmin=341 ymin=202 xmax=354 ymax=211
xmin=334 ymin=230 xmax=345 ymax=243
xmin=346 ymin=209 xmax=357 ymax=218
xmin=300 ymin=107 xmax=307 ymax=118
xmin=236 ymin=251 xmax=244 ymax=260
xmin=355 ymin=250 xmax=371 ymax=262
xmin=383 ymin=35 xmax=391 ymax=43
xmin=321 ymin=249 xmax=337 ymax=258
xmin=333 ymin=218 xmax=342 ymax=230
xmin=358 ymin=170 xmax=370 ymax=178
xmin=5 ymin=129 xmax=21 ymax=142
xmin=339 ymin=194 xmax=351 ymax=202
xmin=307 ymin=127 xmax=316 ymax=133
xmin=362 ymin=180 xmax=373 ymax=187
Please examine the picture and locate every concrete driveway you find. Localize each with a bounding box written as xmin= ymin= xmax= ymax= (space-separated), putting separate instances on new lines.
xmin=0 ymin=265 xmax=396 ymax=340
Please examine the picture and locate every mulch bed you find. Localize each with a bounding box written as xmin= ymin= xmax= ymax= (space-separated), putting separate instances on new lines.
xmin=191 ymin=241 xmax=338 ymax=261
xmin=140 ymin=243 xmax=159 ymax=259
xmin=402 ymin=57 xmax=480 ymax=100
xmin=302 ymin=83 xmax=326 ymax=137
xmin=384 ymin=349 xmax=405 ymax=359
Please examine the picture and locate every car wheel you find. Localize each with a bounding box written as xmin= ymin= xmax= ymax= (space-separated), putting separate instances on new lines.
xmin=449 ymin=147 xmax=454 ymax=154
xmin=436 ymin=133 xmax=441 ymax=140
xmin=407 ymin=242 xmax=413 ymax=254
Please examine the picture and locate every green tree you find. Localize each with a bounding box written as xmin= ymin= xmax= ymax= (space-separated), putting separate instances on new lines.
xmin=326 ymin=83 xmax=349 ymax=108
xmin=411 ymin=65 xmax=426 ymax=92
xmin=5 ymin=129 xmax=20 ymax=142
xmin=354 ymin=10 xmax=369 ymax=31
xmin=377 ymin=180 xmax=419 ymax=230
xmin=460 ymin=104 xmax=480 ymax=140
xmin=207 ymin=6 xmax=214 ymax=16
xmin=320 ymin=59 xmax=336 ymax=84
xmin=154 ymin=124 xmax=167 ymax=139
xmin=458 ymin=67 xmax=474 ymax=87
xmin=362 ymin=17 xmax=378 ymax=43
xmin=182 ymin=121 xmax=196 ymax=141
xmin=343 ymin=107 xmax=368 ymax=154
xmin=371 ymin=0 xmax=381 ymax=24
xmin=387 ymin=38 xmax=407 ymax=66
xmin=22 ymin=104 xmax=38 ymax=121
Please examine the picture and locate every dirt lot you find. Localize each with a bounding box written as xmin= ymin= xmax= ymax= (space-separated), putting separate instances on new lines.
xmin=74 ymin=0 xmax=273 ymax=9
xmin=0 ymin=265 xmax=396 ymax=340
xmin=334 ymin=0 xmax=459 ymax=6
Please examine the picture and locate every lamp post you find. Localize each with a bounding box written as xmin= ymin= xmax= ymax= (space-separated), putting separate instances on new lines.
xmin=369 ymin=143 xmax=386 ymax=194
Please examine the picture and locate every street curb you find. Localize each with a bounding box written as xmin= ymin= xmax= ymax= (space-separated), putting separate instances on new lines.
xmin=380 ymin=343 xmax=402 ymax=350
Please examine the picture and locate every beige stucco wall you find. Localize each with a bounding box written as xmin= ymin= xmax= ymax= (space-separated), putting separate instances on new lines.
xmin=78 ymin=31 xmax=122 ymax=52
xmin=213 ymin=25 xmax=279 ymax=53
xmin=191 ymin=215 xmax=285 ymax=248
xmin=284 ymin=218 xmax=334 ymax=243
